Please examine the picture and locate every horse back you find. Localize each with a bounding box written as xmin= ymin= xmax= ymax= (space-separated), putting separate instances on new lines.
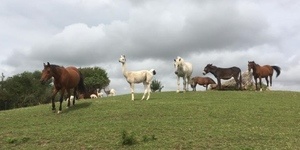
xmin=177 ymin=62 xmax=193 ymax=77
xmin=64 ymin=67 xmax=81 ymax=88
xmin=216 ymin=66 xmax=240 ymax=79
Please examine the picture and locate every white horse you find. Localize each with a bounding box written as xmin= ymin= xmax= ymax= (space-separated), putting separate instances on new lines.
xmin=103 ymin=88 xmax=116 ymax=97
xmin=119 ymin=55 xmax=156 ymax=101
xmin=174 ymin=56 xmax=193 ymax=93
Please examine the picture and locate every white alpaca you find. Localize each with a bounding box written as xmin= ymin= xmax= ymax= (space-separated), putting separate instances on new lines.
xmin=174 ymin=56 xmax=193 ymax=93
xmin=97 ymin=92 xmax=104 ymax=98
xmin=96 ymin=88 xmax=104 ymax=98
xmin=119 ymin=55 xmax=156 ymax=100
xmin=103 ymin=88 xmax=116 ymax=97
xmin=90 ymin=94 xmax=98 ymax=99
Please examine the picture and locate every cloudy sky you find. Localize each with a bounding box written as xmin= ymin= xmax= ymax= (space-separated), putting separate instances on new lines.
xmin=1 ymin=0 xmax=299 ymax=95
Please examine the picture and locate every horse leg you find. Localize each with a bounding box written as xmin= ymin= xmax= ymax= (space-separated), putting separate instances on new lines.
xmin=51 ymin=88 xmax=59 ymax=112
xmin=254 ymin=77 xmax=258 ymax=91
xmin=259 ymin=77 xmax=263 ymax=91
xmin=186 ymin=76 xmax=191 ymax=91
xmin=270 ymin=75 xmax=273 ymax=87
xmin=66 ymin=89 xmax=71 ymax=108
xmin=176 ymin=76 xmax=180 ymax=93
xmin=130 ymin=83 xmax=135 ymax=101
xmin=58 ymin=89 xmax=65 ymax=114
xmin=183 ymin=77 xmax=187 ymax=92
xmin=265 ymin=77 xmax=270 ymax=91
xmin=73 ymin=88 xmax=77 ymax=105
xmin=217 ymin=78 xmax=221 ymax=90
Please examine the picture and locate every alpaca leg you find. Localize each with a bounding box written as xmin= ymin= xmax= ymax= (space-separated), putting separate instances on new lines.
xmin=130 ymin=83 xmax=134 ymax=101
xmin=141 ymin=82 xmax=147 ymax=100
xmin=176 ymin=76 xmax=180 ymax=93
xmin=146 ymin=84 xmax=151 ymax=100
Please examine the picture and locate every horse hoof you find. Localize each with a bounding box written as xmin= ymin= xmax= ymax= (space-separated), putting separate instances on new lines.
xmin=57 ymin=111 xmax=62 ymax=114
xmin=176 ymin=90 xmax=180 ymax=93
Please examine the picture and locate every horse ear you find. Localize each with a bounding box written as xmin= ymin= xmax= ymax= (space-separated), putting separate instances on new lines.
xmin=47 ymin=62 xmax=50 ymax=66
xmin=179 ymin=58 xmax=181 ymax=61
xmin=174 ymin=59 xmax=176 ymax=62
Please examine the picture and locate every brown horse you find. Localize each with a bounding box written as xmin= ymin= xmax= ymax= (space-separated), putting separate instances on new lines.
xmin=190 ymin=76 xmax=216 ymax=91
xmin=203 ymin=64 xmax=242 ymax=90
xmin=248 ymin=61 xmax=281 ymax=91
xmin=40 ymin=62 xmax=85 ymax=113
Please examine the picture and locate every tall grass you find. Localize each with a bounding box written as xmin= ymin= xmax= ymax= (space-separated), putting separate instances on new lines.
xmin=0 ymin=91 xmax=300 ymax=149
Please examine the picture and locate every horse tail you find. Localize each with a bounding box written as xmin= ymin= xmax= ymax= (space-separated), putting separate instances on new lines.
xmin=272 ymin=66 xmax=281 ymax=77
xmin=78 ymin=71 xmax=86 ymax=93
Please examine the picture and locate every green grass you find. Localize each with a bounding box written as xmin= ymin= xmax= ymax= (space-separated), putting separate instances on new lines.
xmin=1 ymin=91 xmax=300 ymax=149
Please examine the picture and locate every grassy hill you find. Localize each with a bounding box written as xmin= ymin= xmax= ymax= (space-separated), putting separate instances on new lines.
xmin=1 ymin=91 xmax=300 ymax=149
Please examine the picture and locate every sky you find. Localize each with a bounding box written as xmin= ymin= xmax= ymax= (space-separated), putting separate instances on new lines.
xmin=1 ymin=0 xmax=300 ymax=95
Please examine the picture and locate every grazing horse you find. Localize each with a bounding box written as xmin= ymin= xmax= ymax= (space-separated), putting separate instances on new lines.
xmin=174 ymin=56 xmax=193 ymax=93
xmin=119 ymin=55 xmax=156 ymax=101
xmin=190 ymin=76 xmax=216 ymax=91
xmin=248 ymin=61 xmax=281 ymax=91
xmin=40 ymin=62 xmax=85 ymax=113
xmin=203 ymin=64 xmax=242 ymax=90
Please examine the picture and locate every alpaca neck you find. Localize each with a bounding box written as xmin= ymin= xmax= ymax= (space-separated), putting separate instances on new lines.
xmin=121 ymin=62 xmax=128 ymax=77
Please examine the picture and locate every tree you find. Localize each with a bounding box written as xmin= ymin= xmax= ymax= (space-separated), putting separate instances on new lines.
xmin=150 ymin=79 xmax=164 ymax=92
xmin=0 ymin=71 xmax=52 ymax=110
xmin=79 ymin=67 xmax=110 ymax=93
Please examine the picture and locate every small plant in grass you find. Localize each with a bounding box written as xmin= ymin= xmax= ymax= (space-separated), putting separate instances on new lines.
xmin=142 ymin=134 xmax=157 ymax=142
xmin=121 ymin=130 xmax=137 ymax=146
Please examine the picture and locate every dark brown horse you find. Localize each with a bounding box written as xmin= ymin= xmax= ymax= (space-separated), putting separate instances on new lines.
xmin=248 ymin=61 xmax=281 ymax=91
xmin=203 ymin=64 xmax=242 ymax=90
xmin=190 ymin=76 xmax=216 ymax=91
xmin=40 ymin=62 xmax=85 ymax=113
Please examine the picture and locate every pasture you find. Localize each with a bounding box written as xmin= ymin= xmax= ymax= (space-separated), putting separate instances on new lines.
xmin=1 ymin=91 xmax=300 ymax=149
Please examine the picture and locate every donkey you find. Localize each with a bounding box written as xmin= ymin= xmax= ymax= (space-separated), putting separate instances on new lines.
xmin=203 ymin=64 xmax=242 ymax=90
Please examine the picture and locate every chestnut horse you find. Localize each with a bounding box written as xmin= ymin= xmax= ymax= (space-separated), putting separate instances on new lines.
xmin=248 ymin=61 xmax=281 ymax=91
xmin=40 ymin=62 xmax=85 ymax=113
xmin=203 ymin=64 xmax=242 ymax=90
xmin=190 ymin=76 xmax=216 ymax=91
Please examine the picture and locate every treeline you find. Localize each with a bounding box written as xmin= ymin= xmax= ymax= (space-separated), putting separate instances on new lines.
xmin=0 ymin=67 xmax=109 ymax=111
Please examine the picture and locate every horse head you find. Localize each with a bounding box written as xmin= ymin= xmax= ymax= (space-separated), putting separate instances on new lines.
xmin=174 ymin=56 xmax=184 ymax=74
xmin=203 ymin=64 xmax=214 ymax=75
xmin=248 ymin=61 xmax=255 ymax=72
xmin=40 ymin=62 xmax=53 ymax=84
